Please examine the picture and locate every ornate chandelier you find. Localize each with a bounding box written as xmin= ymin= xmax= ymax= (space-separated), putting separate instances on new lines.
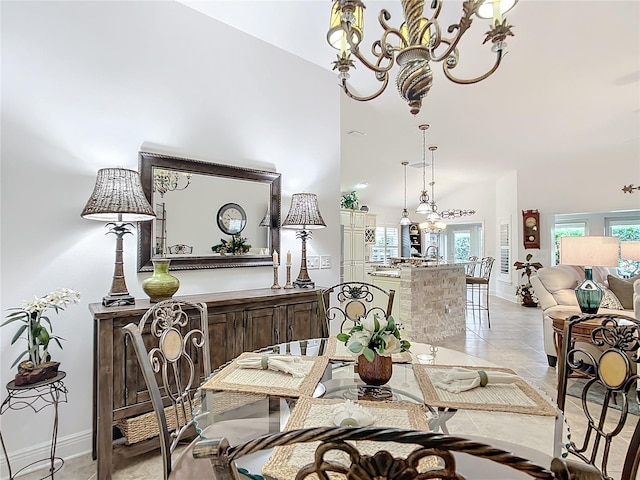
xmin=327 ymin=0 xmax=517 ymax=115
xmin=153 ymin=170 xmax=192 ymax=198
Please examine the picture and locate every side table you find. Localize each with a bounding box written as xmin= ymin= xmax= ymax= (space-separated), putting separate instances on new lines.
xmin=0 ymin=372 xmax=68 ymax=479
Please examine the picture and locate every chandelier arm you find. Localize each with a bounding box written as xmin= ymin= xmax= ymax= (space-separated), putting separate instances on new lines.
xmin=442 ymin=48 xmax=503 ymax=85
xmin=341 ymin=75 xmax=390 ymax=102
xmin=427 ymin=22 xmax=474 ymax=63
xmin=343 ymin=21 xmax=397 ymax=74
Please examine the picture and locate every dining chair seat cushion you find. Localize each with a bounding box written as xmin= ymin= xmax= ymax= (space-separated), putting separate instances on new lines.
xmin=465 ymin=277 xmax=489 ymax=285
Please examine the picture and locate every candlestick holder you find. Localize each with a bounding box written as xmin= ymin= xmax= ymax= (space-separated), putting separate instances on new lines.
xmin=284 ymin=263 xmax=294 ymax=289
xmin=271 ymin=264 xmax=281 ymax=289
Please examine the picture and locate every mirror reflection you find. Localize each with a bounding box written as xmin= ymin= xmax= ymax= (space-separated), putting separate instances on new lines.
xmin=138 ymin=152 xmax=281 ymax=271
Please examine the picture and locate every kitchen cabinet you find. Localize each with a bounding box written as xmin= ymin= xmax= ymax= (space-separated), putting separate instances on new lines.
xmin=341 ymin=209 xmax=375 ymax=282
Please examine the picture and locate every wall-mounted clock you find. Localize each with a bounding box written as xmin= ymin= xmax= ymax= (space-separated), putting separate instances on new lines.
xmin=217 ymin=203 xmax=247 ymax=235
xmin=523 ymin=209 xmax=540 ymax=249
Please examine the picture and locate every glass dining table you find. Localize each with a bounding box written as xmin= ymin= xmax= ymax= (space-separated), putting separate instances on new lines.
xmin=192 ymin=338 xmax=563 ymax=479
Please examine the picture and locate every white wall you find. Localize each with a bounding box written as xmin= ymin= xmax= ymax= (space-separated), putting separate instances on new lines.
xmin=1 ymin=0 xmax=340 ymax=469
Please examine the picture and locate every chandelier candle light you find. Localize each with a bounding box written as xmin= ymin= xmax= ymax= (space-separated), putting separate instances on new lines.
xmin=327 ymin=0 xmax=517 ymax=115
xmin=81 ymin=168 xmax=156 ymax=306
xmin=282 ymin=193 xmax=326 ymax=288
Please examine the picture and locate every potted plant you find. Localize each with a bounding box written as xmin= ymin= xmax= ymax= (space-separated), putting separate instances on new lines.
xmin=341 ymin=191 xmax=359 ymax=210
xmin=211 ymin=234 xmax=251 ymax=255
xmin=1 ymin=287 xmax=81 ymax=384
xmin=513 ymin=254 xmax=543 ymax=307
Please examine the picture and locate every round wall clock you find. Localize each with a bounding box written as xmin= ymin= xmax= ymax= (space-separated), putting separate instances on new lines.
xmin=217 ymin=203 xmax=247 ymax=235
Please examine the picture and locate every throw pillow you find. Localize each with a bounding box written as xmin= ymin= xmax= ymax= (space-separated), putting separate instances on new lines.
xmin=607 ymin=274 xmax=640 ymax=310
xmin=597 ymin=283 xmax=624 ymax=310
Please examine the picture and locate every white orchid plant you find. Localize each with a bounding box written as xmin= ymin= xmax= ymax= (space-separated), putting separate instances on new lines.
xmin=337 ymin=311 xmax=410 ymax=362
xmin=2 ymin=287 xmax=81 ymax=368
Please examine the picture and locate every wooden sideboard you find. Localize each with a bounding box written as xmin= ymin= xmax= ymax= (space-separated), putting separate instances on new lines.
xmin=90 ymin=287 xmax=324 ymax=480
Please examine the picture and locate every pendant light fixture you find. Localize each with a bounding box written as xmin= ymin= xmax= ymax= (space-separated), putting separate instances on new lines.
xmin=400 ymin=161 xmax=411 ymax=225
xmin=423 ymin=145 xmax=447 ymax=232
xmin=415 ymin=124 xmax=430 ymax=214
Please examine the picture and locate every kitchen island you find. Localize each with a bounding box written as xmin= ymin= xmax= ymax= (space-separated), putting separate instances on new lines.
xmin=368 ymin=262 xmax=466 ymax=343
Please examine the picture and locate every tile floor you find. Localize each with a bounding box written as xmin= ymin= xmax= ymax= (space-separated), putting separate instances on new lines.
xmin=15 ymin=296 xmax=637 ymax=479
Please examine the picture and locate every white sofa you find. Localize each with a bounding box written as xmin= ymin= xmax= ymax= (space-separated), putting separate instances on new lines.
xmin=529 ymin=265 xmax=640 ymax=367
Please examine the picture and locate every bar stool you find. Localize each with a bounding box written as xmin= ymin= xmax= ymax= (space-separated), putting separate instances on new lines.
xmin=465 ymin=256 xmax=495 ymax=327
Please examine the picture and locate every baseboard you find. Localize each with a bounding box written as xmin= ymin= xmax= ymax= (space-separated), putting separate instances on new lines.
xmin=494 ymin=291 xmax=519 ymax=303
xmin=0 ymin=429 xmax=92 ymax=480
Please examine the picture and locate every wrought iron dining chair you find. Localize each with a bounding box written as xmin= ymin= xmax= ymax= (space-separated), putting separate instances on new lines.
xmin=122 ymin=299 xmax=213 ymax=480
xmin=193 ymin=426 xmax=601 ymax=479
xmin=319 ymin=281 xmax=395 ymax=337
xmin=465 ymin=256 xmax=495 ymax=328
xmin=556 ymin=313 xmax=640 ymax=479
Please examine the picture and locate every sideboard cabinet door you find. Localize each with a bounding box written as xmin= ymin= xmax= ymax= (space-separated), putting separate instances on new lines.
xmin=244 ymin=307 xmax=280 ymax=351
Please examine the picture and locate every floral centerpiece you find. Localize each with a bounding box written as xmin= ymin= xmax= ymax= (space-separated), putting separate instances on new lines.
xmin=2 ymin=287 xmax=81 ymax=384
xmin=337 ymin=311 xmax=410 ymax=386
xmin=337 ymin=311 xmax=411 ymax=361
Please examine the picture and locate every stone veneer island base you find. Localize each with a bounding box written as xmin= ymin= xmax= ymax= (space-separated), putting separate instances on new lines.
xmin=370 ymin=264 xmax=466 ymax=344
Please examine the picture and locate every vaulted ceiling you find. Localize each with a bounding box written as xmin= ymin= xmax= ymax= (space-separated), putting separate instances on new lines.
xmin=180 ymin=1 xmax=640 ymax=210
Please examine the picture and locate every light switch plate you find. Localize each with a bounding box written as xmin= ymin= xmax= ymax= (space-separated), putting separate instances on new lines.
xmin=307 ymin=255 xmax=320 ymax=270
xmin=320 ymin=255 xmax=331 ymax=269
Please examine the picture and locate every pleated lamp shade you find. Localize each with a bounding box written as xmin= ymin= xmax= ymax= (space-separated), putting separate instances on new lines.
xmin=81 ymin=168 xmax=155 ymax=222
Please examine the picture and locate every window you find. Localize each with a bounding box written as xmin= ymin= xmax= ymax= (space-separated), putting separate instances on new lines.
xmin=371 ymin=226 xmax=399 ymax=264
xmin=607 ymin=216 xmax=640 ymax=277
xmin=454 ymin=231 xmax=470 ymax=261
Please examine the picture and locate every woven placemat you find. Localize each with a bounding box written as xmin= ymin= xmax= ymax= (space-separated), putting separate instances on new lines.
xmin=262 ymin=397 xmax=435 ymax=479
xmin=326 ymin=336 xmax=413 ymax=363
xmin=413 ymin=364 xmax=556 ymax=416
xmin=200 ymin=352 xmax=328 ymax=398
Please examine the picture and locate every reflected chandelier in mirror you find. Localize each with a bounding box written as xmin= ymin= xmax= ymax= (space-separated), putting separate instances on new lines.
xmin=137 ymin=151 xmax=281 ymax=271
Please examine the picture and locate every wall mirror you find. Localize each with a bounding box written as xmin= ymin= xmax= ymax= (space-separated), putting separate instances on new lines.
xmin=138 ymin=151 xmax=281 ymax=271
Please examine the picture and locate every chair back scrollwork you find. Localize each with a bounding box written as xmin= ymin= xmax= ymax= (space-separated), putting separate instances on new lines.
xmin=123 ymin=299 xmax=210 ymax=480
xmin=556 ymin=313 xmax=640 ymax=479
xmin=319 ymin=282 xmax=395 ymax=335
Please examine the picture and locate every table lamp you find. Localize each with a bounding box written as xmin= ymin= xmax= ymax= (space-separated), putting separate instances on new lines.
xmin=621 ymin=241 xmax=640 ymax=261
xmin=81 ymin=168 xmax=156 ymax=306
xmin=560 ymin=236 xmax=620 ymax=313
xmin=282 ymin=193 xmax=326 ymax=288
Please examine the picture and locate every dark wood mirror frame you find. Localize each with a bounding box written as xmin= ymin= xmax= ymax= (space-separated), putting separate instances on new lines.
xmin=137 ymin=151 xmax=281 ymax=271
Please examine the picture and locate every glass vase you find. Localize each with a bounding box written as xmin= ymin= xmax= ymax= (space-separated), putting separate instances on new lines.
xmin=142 ymin=258 xmax=180 ymax=303
xmin=357 ymin=353 xmax=393 ymax=386
xmin=575 ymin=267 xmax=603 ymax=314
